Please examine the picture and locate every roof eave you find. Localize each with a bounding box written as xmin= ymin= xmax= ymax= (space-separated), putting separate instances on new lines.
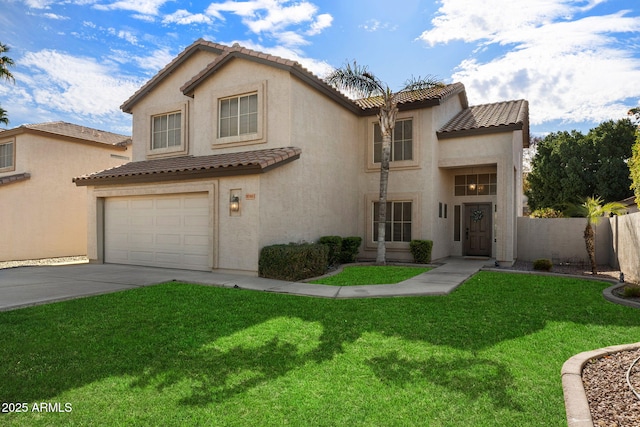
xmin=1 ymin=127 xmax=129 ymax=150
xmin=74 ymin=152 xmax=301 ymax=187
xmin=121 ymin=40 xmax=226 ymax=113
xmin=436 ymin=123 xmax=524 ymax=140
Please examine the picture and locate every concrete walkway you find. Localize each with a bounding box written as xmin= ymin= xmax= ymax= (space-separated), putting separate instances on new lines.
xmin=0 ymin=257 xmax=493 ymax=311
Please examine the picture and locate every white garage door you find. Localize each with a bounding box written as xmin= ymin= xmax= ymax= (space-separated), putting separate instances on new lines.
xmin=105 ymin=193 xmax=211 ymax=271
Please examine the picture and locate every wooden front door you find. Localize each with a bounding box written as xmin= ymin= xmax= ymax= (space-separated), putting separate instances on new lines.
xmin=464 ymin=203 xmax=492 ymax=257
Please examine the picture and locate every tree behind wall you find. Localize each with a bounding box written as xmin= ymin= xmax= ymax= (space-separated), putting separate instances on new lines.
xmin=526 ymin=119 xmax=635 ymax=211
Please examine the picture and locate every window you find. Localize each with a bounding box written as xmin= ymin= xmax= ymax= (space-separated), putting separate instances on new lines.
xmin=454 ymin=174 xmax=497 ymax=196
xmin=373 ymin=119 xmax=412 ymax=162
xmin=0 ymin=141 xmax=14 ymax=170
xmin=373 ymin=201 xmax=412 ymax=242
xmin=152 ymin=112 xmax=181 ymax=150
xmin=219 ymin=93 xmax=258 ymax=138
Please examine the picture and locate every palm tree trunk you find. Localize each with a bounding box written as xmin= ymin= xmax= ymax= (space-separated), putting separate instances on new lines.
xmin=376 ymin=135 xmax=391 ymax=265
xmin=584 ymin=222 xmax=596 ymax=274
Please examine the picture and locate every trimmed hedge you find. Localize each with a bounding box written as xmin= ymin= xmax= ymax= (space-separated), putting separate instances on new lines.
xmin=318 ymin=236 xmax=342 ymax=266
xmin=340 ymin=236 xmax=362 ymax=263
xmin=533 ymin=258 xmax=553 ymax=271
xmin=409 ymin=240 xmax=433 ymax=264
xmin=258 ymin=243 xmax=329 ymax=281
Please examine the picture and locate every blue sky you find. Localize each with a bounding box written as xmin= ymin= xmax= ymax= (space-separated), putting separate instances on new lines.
xmin=1 ymin=0 xmax=639 ymax=136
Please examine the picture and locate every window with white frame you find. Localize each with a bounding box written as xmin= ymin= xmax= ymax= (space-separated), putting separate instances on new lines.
xmin=373 ymin=201 xmax=412 ymax=242
xmin=0 ymin=140 xmax=14 ymax=170
xmin=373 ymin=119 xmax=413 ymax=163
xmin=219 ymin=93 xmax=258 ymax=138
xmin=151 ymin=112 xmax=181 ymax=150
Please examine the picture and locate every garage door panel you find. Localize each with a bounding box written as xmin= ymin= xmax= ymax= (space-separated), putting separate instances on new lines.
xmin=105 ymin=193 xmax=211 ymax=271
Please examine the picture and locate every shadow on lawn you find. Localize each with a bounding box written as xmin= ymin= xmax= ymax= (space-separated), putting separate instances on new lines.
xmin=0 ymin=272 xmax=637 ymax=409
xmin=367 ymin=351 xmax=522 ymax=411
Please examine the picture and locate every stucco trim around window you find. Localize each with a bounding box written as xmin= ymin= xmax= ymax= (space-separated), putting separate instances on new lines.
xmin=364 ymin=192 xmax=421 ymax=252
xmin=0 ymin=138 xmax=16 ymax=173
xmin=365 ymin=113 xmax=420 ymax=172
xmin=212 ymin=81 xmax=267 ymax=149
xmin=145 ymin=102 xmax=188 ymax=159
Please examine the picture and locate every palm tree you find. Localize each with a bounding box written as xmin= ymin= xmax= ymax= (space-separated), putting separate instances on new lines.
xmin=0 ymin=106 xmax=8 ymax=126
xmin=0 ymin=42 xmax=15 ymax=127
xmin=574 ymin=196 xmax=626 ymax=274
xmin=326 ymin=62 xmax=443 ymax=264
xmin=0 ymin=42 xmax=15 ymax=83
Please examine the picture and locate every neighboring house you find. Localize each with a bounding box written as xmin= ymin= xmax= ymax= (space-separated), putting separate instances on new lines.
xmin=74 ymin=39 xmax=529 ymax=273
xmin=0 ymin=122 xmax=131 ymax=261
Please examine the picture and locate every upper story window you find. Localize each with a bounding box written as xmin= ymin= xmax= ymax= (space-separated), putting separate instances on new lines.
xmin=373 ymin=119 xmax=413 ymax=163
xmin=151 ymin=112 xmax=181 ymax=150
xmin=0 ymin=140 xmax=14 ymax=171
xmin=219 ymin=93 xmax=258 ymax=138
xmin=455 ymin=173 xmax=497 ymax=196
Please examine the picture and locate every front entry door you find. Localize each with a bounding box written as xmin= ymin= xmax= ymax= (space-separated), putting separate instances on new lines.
xmin=464 ymin=203 xmax=492 ymax=257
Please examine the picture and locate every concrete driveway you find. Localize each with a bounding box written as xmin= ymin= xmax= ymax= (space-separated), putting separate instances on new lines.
xmin=0 ymin=258 xmax=491 ymax=311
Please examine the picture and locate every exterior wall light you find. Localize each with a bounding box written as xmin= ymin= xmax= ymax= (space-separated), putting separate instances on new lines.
xmin=230 ymin=195 xmax=240 ymax=212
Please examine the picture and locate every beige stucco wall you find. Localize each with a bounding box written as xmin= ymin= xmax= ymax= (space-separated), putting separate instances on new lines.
xmin=438 ymin=130 xmax=523 ymax=264
xmin=517 ymin=217 xmax=611 ymax=265
xmin=609 ymin=212 xmax=640 ymax=283
xmin=0 ymin=134 xmax=129 ymax=261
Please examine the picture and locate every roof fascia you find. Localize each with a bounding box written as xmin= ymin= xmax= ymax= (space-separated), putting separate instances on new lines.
xmin=74 ymin=152 xmax=300 ymax=187
xmin=1 ymin=127 xmax=129 ymax=150
xmin=121 ymin=41 xmax=225 ymax=113
xmin=436 ymin=123 xmax=524 ymax=140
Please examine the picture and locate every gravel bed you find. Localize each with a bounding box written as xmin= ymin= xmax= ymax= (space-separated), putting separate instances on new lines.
xmin=582 ymin=349 xmax=640 ymax=427
xmin=0 ymin=256 xmax=88 ymax=269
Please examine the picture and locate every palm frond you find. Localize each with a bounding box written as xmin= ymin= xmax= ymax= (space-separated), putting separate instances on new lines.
xmin=401 ymin=75 xmax=444 ymax=92
xmin=325 ymin=61 xmax=385 ymax=98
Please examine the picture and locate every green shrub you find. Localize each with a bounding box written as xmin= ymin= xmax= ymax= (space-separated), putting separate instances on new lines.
xmin=259 ymin=243 xmax=329 ymax=281
xmin=409 ymin=240 xmax=433 ymax=264
xmin=533 ymin=258 xmax=553 ymax=271
xmin=622 ymin=285 xmax=640 ymax=298
xmin=318 ymin=236 xmax=343 ymax=266
xmin=340 ymin=236 xmax=362 ymax=263
xmin=530 ymin=208 xmax=564 ymax=218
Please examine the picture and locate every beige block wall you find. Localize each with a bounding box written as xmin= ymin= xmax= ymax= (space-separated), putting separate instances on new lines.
xmin=0 ymin=135 xmax=129 ymax=261
xmin=609 ymin=212 xmax=640 ymax=283
xmin=517 ymin=217 xmax=611 ymax=265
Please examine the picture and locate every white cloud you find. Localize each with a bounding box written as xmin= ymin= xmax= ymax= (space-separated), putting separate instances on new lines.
xmin=42 ymin=12 xmax=69 ymax=20
xmin=93 ymin=0 xmax=170 ymax=16
xmin=418 ymin=0 xmax=640 ymax=126
xmin=206 ymin=0 xmax=332 ymax=46
xmin=360 ymin=19 xmax=397 ymax=33
xmin=163 ymin=9 xmax=212 ymax=25
xmin=18 ymin=50 xmax=142 ymax=118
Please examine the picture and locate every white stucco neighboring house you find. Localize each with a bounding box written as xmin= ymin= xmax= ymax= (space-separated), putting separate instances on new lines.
xmin=74 ymin=39 xmax=529 ymax=273
xmin=0 ymin=121 xmax=131 ymax=261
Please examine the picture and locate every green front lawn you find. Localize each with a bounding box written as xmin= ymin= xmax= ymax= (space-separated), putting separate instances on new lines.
xmin=1 ymin=272 xmax=638 ymax=426
xmin=310 ymin=265 xmax=431 ymax=285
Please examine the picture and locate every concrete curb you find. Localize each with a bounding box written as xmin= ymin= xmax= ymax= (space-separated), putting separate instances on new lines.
xmin=561 ymin=342 xmax=640 ymax=427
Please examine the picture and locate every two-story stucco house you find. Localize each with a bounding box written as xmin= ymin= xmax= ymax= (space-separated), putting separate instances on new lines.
xmin=74 ymin=39 xmax=529 ymax=274
xmin=0 ymin=121 xmax=131 ymax=261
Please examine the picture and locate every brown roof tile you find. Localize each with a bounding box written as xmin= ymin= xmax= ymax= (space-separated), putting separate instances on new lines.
xmin=74 ymin=146 xmax=301 ymax=186
xmin=17 ymin=122 xmax=131 ymax=146
xmin=437 ymin=99 xmax=529 ymax=145
xmin=354 ymin=82 xmax=466 ymax=110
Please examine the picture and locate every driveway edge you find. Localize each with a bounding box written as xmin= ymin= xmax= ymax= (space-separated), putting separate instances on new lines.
xmin=561 ymin=342 xmax=640 ymax=427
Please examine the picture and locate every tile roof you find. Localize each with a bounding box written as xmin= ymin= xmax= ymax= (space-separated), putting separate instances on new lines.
xmin=0 ymin=172 xmax=30 ymax=187
xmin=7 ymin=122 xmax=131 ymax=147
xmin=354 ymin=82 xmax=466 ymax=110
xmin=122 ymin=38 xmax=464 ymax=116
xmin=74 ymin=146 xmax=301 ymax=186
xmin=437 ymin=99 xmax=529 ymax=146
